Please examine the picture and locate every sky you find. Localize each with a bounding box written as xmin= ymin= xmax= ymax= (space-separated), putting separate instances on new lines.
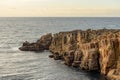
xmin=0 ymin=0 xmax=120 ymax=17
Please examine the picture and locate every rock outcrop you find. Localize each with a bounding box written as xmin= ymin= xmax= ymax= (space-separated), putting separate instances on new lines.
xmin=19 ymin=29 xmax=120 ymax=80
xmin=19 ymin=33 xmax=52 ymax=51
xmin=49 ymin=29 xmax=120 ymax=80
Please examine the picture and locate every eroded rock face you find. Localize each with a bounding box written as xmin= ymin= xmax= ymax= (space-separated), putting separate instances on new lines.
xmin=49 ymin=29 xmax=120 ymax=80
xmin=63 ymin=50 xmax=75 ymax=66
xmin=80 ymin=49 xmax=99 ymax=70
xmin=107 ymin=69 xmax=120 ymax=80
xmin=99 ymin=38 xmax=119 ymax=75
xmin=72 ymin=50 xmax=83 ymax=67
xmin=19 ymin=33 xmax=52 ymax=51
xmin=19 ymin=29 xmax=120 ymax=80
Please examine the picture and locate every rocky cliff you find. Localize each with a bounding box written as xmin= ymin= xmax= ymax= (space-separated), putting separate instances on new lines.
xmin=19 ymin=33 xmax=52 ymax=51
xmin=19 ymin=29 xmax=120 ymax=80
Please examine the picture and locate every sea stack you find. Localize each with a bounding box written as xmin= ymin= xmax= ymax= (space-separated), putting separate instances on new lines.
xmin=19 ymin=29 xmax=120 ymax=80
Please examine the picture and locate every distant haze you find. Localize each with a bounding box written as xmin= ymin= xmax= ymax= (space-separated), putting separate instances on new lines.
xmin=0 ymin=0 xmax=120 ymax=17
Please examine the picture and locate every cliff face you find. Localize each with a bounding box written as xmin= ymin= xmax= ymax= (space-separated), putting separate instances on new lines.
xmin=49 ymin=29 xmax=120 ymax=80
xmin=19 ymin=29 xmax=120 ymax=80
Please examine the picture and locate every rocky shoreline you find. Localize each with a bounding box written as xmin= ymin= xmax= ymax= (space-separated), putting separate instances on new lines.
xmin=19 ymin=29 xmax=120 ymax=80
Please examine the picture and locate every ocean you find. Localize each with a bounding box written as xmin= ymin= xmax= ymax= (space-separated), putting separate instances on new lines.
xmin=0 ymin=17 xmax=120 ymax=80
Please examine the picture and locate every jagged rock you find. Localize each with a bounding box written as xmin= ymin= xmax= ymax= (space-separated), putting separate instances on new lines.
xmin=19 ymin=41 xmax=42 ymax=51
xmin=64 ymin=50 xmax=75 ymax=66
xmin=99 ymin=38 xmax=119 ymax=75
xmin=107 ymin=69 xmax=120 ymax=80
xmin=74 ymin=50 xmax=83 ymax=61
xmin=80 ymin=49 xmax=99 ymax=71
xmin=49 ymin=29 xmax=120 ymax=80
xmin=72 ymin=50 xmax=83 ymax=67
xmin=36 ymin=33 xmax=53 ymax=50
xmin=72 ymin=61 xmax=81 ymax=67
xmin=20 ymin=29 xmax=120 ymax=80
xmin=53 ymin=52 xmax=61 ymax=60
xmin=19 ymin=33 xmax=52 ymax=51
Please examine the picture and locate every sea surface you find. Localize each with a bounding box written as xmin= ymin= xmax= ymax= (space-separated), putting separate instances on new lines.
xmin=0 ymin=17 xmax=120 ymax=80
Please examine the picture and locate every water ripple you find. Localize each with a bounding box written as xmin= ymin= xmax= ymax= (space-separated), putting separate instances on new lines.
xmin=0 ymin=17 xmax=118 ymax=80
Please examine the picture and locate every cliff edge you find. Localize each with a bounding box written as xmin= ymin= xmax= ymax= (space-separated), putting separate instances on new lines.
xmin=19 ymin=29 xmax=120 ymax=80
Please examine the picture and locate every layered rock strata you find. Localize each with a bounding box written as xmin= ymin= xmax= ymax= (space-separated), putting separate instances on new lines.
xmin=19 ymin=29 xmax=120 ymax=80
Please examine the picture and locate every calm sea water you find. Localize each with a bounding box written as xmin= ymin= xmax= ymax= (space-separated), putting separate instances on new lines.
xmin=0 ymin=17 xmax=120 ymax=80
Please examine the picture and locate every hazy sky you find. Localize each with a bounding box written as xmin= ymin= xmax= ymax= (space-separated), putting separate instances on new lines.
xmin=0 ymin=0 xmax=120 ymax=17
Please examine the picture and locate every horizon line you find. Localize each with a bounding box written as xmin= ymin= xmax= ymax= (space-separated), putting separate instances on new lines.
xmin=0 ymin=16 xmax=120 ymax=18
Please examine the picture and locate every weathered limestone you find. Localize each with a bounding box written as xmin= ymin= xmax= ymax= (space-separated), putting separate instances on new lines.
xmin=19 ymin=29 xmax=120 ymax=80
xmin=80 ymin=48 xmax=99 ymax=70
xmin=107 ymin=69 xmax=120 ymax=80
xmin=72 ymin=50 xmax=83 ymax=67
xmin=106 ymin=37 xmax=120 ymax=80
xmin=49 ymin=29 xmax=120 ymax=80
xmin=19 ymin=33 xmax=52 ymax=51
xmin=63 ymin=50 xmax=75 ymax=66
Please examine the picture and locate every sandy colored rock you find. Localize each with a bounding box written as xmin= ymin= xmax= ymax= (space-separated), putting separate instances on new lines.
xmin=107 ymin=69 xmax=120 ymax=80
xmin=49 ymin=29 xmax=120 ymax=80
xmin=80 ymin=48 xmax=99 ymax=70
xmin=20 ymin=29 xmax=120 ymax=80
